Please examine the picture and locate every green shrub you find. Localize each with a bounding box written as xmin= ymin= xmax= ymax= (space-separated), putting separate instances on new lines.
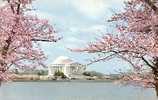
xmin=54 ymin=71 xmax=67 ymax=78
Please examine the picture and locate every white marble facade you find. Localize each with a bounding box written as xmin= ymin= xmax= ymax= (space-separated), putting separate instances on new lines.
xmin=48 ymin=56 xmax=86 ymax=78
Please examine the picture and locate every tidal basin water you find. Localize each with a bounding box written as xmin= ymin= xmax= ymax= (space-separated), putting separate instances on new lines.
xmin=0 ymin=81 xmax=157 ymax=100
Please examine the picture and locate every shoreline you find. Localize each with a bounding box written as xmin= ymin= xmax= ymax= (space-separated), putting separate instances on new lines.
xmin=12 ymin=79 xmax=114 ymax=83
xmin=11 ymin=74 xmax=120 ymax=82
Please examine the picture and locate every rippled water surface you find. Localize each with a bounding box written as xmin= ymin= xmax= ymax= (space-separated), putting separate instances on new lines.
xmin=0 ymin=81 xmax=157 ymax=100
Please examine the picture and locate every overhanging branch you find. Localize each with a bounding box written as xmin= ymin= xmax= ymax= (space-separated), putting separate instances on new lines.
xmin=141 ymin=56 xmax=155 ymax=69
xmin=31 ymin=38 xmax=57 ymax=42
xmin=144 ymin=0 xmax=158 ymax=13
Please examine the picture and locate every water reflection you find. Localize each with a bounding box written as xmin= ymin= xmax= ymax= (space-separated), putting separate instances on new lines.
xmin=0 ymin=82 xmax=157 ymax=100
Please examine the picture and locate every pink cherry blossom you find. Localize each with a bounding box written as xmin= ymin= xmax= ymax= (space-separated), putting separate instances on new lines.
xmin=74 ymin=0 xmax=158 ymax=95
xmin=0 ymin=0 xmax=58 ymax=82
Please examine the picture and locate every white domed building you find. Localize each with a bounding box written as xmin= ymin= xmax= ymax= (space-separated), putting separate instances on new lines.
xmin=48 ymin=56 xmax=86 ymax=78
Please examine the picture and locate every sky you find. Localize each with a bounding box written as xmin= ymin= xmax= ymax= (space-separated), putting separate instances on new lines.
xmin=31 ymin=0 xmax=130 ymax=74
xmin=30 ymin=0 xmax=129 ymax=74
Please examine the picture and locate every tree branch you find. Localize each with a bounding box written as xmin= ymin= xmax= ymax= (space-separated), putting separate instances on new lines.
xmin=31 ymin=38 xmax=57 ymax=42
xmin=144 ymin=0 xmax=158 ymax=13
xmin=141 ymin=56 xmax=155 ymax=69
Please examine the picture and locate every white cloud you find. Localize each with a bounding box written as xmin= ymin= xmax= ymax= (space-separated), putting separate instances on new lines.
xmin=65 ymin=24 xmax=106 ymax=48
xmin=71 ymin=0 xmax=108 ymax=18
xmin=82 ymin=25 xmax=106 ymax=33
xmin=63 ymin=36 xmax=86 ymax=48
xmin=71 ymin=0 xmax=129 ymax=18
xmin=69 ymin=24 xmax=106 ymax=34
xmin=0 ymin=0 xmax=3 ymax=3
xmin=0 ymin=0 xmax=7 ymax=7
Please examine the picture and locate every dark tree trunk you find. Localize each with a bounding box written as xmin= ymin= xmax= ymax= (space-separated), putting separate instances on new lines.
xmin=152 ymin=57 xmax=158 ymax=97
xmin=0 ymin=78 xmax=2 ymax=86
xmin=154 ymin=79 xmax=158 ymax=96
xmin=152 ymin=72 xmax=158 ymax=96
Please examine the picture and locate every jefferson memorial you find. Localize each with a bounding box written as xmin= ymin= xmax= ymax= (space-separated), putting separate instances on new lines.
xmin=48 ymin=56 xmax=86 ymax=78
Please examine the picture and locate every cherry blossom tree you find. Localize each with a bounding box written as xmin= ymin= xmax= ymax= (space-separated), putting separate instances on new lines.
xmin=0 ymin=0 xmax=58 ymax=82
xmin=74 ymin=0 xmax=158 ymax=96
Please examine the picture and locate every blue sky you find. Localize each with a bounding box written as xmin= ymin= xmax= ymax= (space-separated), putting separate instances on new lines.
xmin=32 ymin=0 xmax=130 ymax=74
